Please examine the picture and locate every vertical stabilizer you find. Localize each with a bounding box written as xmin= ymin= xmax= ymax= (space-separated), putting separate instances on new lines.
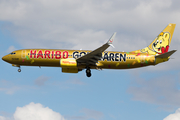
xmin=132 ymin=23 xmax=176 ymax=55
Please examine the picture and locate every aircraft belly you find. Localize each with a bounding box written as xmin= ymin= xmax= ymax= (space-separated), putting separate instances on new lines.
xmin=18 ymin=58 xmax=60 ymax=67
xmin=98 ymin=58 xmax=155 ymax=69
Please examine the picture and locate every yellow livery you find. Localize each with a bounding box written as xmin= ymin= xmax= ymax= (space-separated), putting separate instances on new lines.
xmin=2 ymin=24 xmax=176 ymax=77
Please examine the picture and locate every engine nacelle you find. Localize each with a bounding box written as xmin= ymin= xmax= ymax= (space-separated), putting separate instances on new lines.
xmin=62 ymin=68 xmax=78 ymax=73
xmin=60 ymin=59 xmax=77 ymax=68
xmin=60 ymin=59 xmax=79 ymax=73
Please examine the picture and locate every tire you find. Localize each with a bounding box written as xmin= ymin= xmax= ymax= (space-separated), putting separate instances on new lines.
xmin=86 ymin=72 xmax=91 ymax=77
xmin=18 ymin=69 xmax=21 ymax=72
xmin=86 ymin=69 xmax=91 ymax=73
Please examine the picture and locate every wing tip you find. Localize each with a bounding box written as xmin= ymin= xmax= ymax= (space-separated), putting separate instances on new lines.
xmin=107 ymin=32 xmax=117 ymax=44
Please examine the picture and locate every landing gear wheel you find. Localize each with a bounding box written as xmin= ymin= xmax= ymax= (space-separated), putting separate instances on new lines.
xmin=86 ymin=72 xmax=91 ymax=77
xmin=86 ymin=69 xmax=91 ymax=73
xmin=86 ymin=68 xmax=91 ymax=77
xmin=18 ymin=68 xmax=21 ymax=72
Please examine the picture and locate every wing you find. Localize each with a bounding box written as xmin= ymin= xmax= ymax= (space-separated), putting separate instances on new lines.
xmin=76 ymin=32 xmax=116 ymax=66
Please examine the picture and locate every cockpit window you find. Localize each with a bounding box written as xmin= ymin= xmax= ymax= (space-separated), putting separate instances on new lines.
xmin=10 ymin=52 xmax=16 ymax=55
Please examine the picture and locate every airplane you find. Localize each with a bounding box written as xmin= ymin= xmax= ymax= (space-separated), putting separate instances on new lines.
xmin=2 ymin=23 xmax=176 ymax=77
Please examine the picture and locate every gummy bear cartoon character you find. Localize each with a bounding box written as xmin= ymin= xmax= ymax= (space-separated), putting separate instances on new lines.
xmin=152 ymin=32 xmax=170 ymax=54
xmin=140 ymin=47 xmax=155 ymax=54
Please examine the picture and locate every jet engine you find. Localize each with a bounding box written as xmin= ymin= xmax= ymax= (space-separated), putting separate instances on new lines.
xmin=60 ymin=59 xmax=78 ymax=73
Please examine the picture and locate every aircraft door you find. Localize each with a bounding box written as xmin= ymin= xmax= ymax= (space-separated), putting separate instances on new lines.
xmin=140 ymin=55 xmax=145 ymax=63
xmin=21 ymin=50 xmax=26 ymax=59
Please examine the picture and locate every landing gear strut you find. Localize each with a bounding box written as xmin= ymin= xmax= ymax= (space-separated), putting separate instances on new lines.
xmin=18 ymin=67 xmax=21 ymax=72
xmin=86 ymin=68 xmax=91 ymax=77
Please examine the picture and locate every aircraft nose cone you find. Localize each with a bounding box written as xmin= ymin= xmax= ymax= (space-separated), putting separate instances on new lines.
xmin=2 ymin=55 xmax=7 ymax=62
xmin=2 ymin=56 xmax=5 ymax=61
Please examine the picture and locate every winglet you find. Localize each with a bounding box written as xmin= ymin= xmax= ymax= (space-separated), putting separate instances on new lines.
xmin=107 ymin=32 xmax=116 ymax=48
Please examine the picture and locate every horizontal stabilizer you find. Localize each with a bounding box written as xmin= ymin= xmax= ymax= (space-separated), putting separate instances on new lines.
xmin=155 ymin=50 xmax=177 ymax=58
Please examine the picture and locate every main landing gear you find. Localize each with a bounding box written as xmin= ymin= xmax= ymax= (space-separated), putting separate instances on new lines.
xmin=86 ymin=68 xmax=91 ymax=77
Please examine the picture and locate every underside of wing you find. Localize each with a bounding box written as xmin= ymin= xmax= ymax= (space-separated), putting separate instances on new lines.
xmin=76 ymin=32 xmax=116 ymax=66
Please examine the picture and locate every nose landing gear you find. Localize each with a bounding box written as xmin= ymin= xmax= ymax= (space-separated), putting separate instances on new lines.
xmin=86 ymin=68 xmax=91 ymax=77
xmin=18 ymin=67 xmax=21 ymax=72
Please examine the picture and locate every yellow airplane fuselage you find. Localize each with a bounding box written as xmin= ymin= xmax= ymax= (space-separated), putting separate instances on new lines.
xmin=2 ymin=23 xmax=176 ymax=77
xmin=2 ymin=49 xmax=156 ymax=69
